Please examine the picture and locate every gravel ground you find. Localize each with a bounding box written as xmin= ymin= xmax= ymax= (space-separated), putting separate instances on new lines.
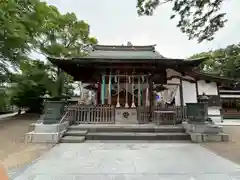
xmin=0 ymin=114 xmax=52 ymax=177
xmin=202 ymin=126 xmax=240 ymax=165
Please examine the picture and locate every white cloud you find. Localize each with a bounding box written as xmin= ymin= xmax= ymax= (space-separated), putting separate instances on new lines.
xmin=45 ymin=0 xmax=240 ymax=58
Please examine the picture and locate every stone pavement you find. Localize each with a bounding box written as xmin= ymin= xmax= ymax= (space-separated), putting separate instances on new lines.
xmin=14 ymin=142 xmax=240 ymax=179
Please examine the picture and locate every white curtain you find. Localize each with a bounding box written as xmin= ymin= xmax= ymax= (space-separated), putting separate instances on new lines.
xmin=158 ymin=85 xmax=178 ymax=104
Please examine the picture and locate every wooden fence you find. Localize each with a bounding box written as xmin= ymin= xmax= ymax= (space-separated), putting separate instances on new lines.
xmin=137 ymin=105 xmax=187 ymax=125
xmin=65 ymin=105 xmax=115 ymax=124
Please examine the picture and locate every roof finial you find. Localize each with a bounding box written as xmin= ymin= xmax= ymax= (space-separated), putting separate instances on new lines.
xmin=127 ymin=42 xmax=133 ymax=46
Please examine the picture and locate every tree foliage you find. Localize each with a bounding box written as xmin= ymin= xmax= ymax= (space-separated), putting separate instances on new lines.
xmin=190 ymin=43 xmax=240 ymax=79
xmin=0 ymin=0 xmax=97 ymax=112
xmin=10 ymin=60 xmax=50 ymax=112
xmin=34 ymin=10 xmax=98 ymax=97
xmin=0 ymin=0 xmax=54 ymax=63
xmin=36 ymin=12 xmax=97 ymax=57
xmin=10 ymin=60 xmax=74 ymax=112
xmin=137 ymin=0 xmax=227 ymax=42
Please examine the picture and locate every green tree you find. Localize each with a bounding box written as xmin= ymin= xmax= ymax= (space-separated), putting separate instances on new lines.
xmin=0 ymin=0 xmax=51 ymax=61
xmin=10 ymin=60 xmax=51 ymax=112
xmin=34 ymin=12 xmax=97 ymax=97
xmin=0 ymin=0 xmax=59 ymax=83
xmin=190 ymin=43 xmax=240 ymax=79
xmin=6 ymin=1 xmax=97 ymax=112
xmin=137 ymin=0 xmax=227 ymax=42
xmin=1 ymin=0 xmax=97 ymax=112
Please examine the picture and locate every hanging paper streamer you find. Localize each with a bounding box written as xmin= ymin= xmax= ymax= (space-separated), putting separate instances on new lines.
xmin=108 ymin=72 xmax=112 ymax=104
xmin=141 ymin=76 xmax=144 ymax=83
xmin=125 ymin=73 xmax=129 ymax=108
xmin=131 ymin=74 xmax=135 ymax=108
xmin=116 ymin=73 xmax=120 ymax=107
xmin=101 ymin=74 xmax=105 ymax=104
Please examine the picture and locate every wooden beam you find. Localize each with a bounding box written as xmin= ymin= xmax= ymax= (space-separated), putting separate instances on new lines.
xmin=167 ymin=75 xmax=196 ymax=83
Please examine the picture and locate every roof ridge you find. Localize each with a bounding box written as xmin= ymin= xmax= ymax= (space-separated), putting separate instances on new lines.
xmin=93 ymin=44 xmax=156 ymax=51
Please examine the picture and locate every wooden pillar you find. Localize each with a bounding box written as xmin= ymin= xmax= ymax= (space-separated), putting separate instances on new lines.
xmin=195 ymin=80 xmax=199 ymax=102
xmin=97 ymin=83 xmax=101 ymax=105
xmin=179 ymin=78 xmax=184 ymax=120
xmin=149 ymin=74 xmax=153 ymax=122
xmin=138 ymin=76 xmax=141 ymax=106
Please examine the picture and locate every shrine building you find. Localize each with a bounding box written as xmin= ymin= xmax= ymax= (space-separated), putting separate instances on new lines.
xmin=48 ymin=44 xmax=237 ymax=124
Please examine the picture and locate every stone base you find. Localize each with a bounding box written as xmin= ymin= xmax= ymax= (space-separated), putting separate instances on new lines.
xmin=190 ymin=133 xmax=229 ymax=143
xmin=182 ymin=121 xmax=229 ymax=142
xmin=25 ymin=122 xmax=68 ymax=143
xmin=25 ymin=131 xmax=65 ymax=143
xmin=115 ymin=108 xmax=138 ymax=124
xmin=182 ymin=121 xmax=223 ymax=134
xmin=34 ymin=122 xmax=68 ymax=133
xmin=208 ymin=116 xmax=223 ymax=124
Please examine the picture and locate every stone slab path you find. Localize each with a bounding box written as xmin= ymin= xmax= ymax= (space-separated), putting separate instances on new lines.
xmin=14 ymin=142 xmax=240 ymax=179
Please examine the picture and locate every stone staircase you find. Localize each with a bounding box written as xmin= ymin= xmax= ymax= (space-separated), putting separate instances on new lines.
xmin=60 ymin=124 xmax=190 ymax=143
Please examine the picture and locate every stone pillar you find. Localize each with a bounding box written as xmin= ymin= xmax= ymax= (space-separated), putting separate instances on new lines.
xmin=199 ymin=93 xmax=209 ymax=120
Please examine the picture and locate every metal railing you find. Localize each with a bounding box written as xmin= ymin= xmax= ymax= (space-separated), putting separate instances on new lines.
xmin=56 ymin=111 xmax=69 ymax=143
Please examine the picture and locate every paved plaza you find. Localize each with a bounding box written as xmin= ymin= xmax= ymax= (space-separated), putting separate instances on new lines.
xmin=14 ymin=142 xmax=240 ymax=179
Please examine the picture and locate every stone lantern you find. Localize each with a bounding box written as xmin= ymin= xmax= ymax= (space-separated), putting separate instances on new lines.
xmin=41 ymin=94 xmax=66 ymax=124
xmin=199 ymin=92 xmax=209 ymax=104
xmin=186 ymin=93 xmax=209 ymax=123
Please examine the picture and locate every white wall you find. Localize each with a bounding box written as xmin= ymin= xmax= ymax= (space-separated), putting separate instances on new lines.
xmin=182 ymin=81 xmax=197 ymax=105
xmin=197 ymin=80 xmax=218 ymax=95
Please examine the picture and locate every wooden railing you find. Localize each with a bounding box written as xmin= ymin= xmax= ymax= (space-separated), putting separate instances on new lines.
xmin=137 ymin=105 xmax=187 ymax=125
xmin=65 ymin=105 xmax=115 ymax=124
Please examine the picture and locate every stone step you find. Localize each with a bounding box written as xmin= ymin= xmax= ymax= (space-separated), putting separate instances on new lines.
xmin=60 ymin=136 xmax=85 ymax=143
xmin=85 ymin=132 xmax=190 ymax=141
xmin=64 ymin=130 xmax=88 ymax=136
xmin=68 ymin=125 xmax=185 ymax=133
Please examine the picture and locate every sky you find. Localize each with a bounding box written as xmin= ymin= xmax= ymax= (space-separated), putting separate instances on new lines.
xmin=45 ymin=0 xmax=240 ymax=59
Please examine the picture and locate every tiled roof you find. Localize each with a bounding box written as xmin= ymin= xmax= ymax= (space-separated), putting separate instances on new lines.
xmin=86 ymin=44 xmax=165 ymax=59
